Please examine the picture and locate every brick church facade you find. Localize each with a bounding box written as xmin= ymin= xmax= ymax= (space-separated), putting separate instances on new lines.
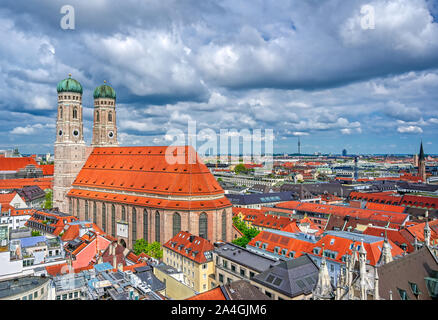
xmin=53 ymin=75 xmax=232 ymax=248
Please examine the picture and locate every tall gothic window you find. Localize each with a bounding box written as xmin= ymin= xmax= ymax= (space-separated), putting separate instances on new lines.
xmin=69 ymin=198 xmax=72 ymax=215
xmin=143 ymin=209 xmax=148 ymax=241
xmin=96 ymin=111 xmax=100 ymax=122
xmin=93 ymin=202 xmax=97 ymax=224
xmin=102 ymin=203 xmax=106 ymax=232
xmin=155 ymin=211 xmax=160 ymax=243
xmin=199 ymin=213 xmax=208 ymax=239
xmin=173 ymin=213 xmax=181 ymax=237
xmin=84 ymin=200 xmax=89 ymax=221
xmin=76 ymin=199 xmax=80 ymax=217
xmin=73 ymin=107 xmax=78 ymax=119
xmin=132 ymin=207 xmax=137 ymax=241
xmin=60 ymin=107 xmax=63 ymax=119
xmin=222 ymin=210 xmax=227 ymax=240
xmin=108 ymin=112 xmax=112 ymax=122
xmin=111 ymin=204 xmax=116 ymax=237
xmin=121 ymin=206 xmax=126 ymax=221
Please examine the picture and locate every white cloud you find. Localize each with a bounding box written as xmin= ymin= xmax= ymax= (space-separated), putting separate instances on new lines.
xmin=397 ymin=125 xmax=423 ymax=133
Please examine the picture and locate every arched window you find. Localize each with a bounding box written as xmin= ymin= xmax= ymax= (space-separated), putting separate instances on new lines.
xmin=143 ymin=209 xmax=148 ymax=241
xmin=173 ymin=213 xmax=181 ymax=237
xmin=69 ymin=198 xmax=72 ymax=215
xmin=121 ymin=206 xmax=126 ymax=221
xmin=199 ymin=213 xmax=208 ymax=239
xmin=73 ymin=107 xmax=78 ymax=119
xmin=84 ymin=200 xmax=89 ymax=221
xmin=111 ymin=204 xmax=116 ymax=237
xmin=132 ymin=207 xmax=137 ymax=241
xmin=96 ymin=111 xmax=100 ymax=122
xmin=76 ymin=199 xmax=80 ymax=217
xmin=102 ymin=203 xmax=106 ymax=232
xmin=155 ymin=211 xmax=160 ymax=243
xmin=108 ymin=112 xmax=112 ymax=122
xmin=93 ymin=202 xmax=97 ymax=224
xmin=59 ymin=107 xmax=63 ymax=119
xmin=222 ymin=210 xmax=227 ymax=240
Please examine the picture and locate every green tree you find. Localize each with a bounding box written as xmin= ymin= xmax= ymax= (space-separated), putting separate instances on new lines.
xmin=232 ymin=215 xmax=260 ymax=248
xmin=31 ymin=230 xmax=41 ymax=237
xmin=234 ymin=163 xmax=248 ymax=174
xmin=133 ymin=239 xmax=163 ymax=260
xmin=43 ymin=190 xmax=53 ymax=209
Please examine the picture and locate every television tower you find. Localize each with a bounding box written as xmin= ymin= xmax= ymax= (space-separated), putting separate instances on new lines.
xmin=298 ymin=137 xmax=301 ymax=155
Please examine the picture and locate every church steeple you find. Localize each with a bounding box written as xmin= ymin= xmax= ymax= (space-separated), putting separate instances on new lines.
xmin=418 ymin=141 xmax=427 ymax=182
xmin=92 ymin=80 xmax=118 ymax=147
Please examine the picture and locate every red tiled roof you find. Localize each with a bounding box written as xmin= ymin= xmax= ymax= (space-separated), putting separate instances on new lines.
xmin=276 ymin=201 xmax=408 ymax=226
xmin=187 ymin=287 xmax=226 ymax=300
xmin=10 ymin=208 xmax=34 ymax=216
xmin=163 ymin=231 xmax=214 ymax=264
xmin=45 ymin=263 xmax=69 ymax=276
xmin=38 ymin=164 xmax=54 ymax=176
xmin=403 ymin=219 xmax=438 ymax=243
xmin=72 ymin=146 xmax=225 ymax=197
xmin=67 ymin=188 xmax=231 ymax=211
xmin=363 ymin=226 xmax=414 ymax=253
xmin=25 ymin=210 xmax=78 ymax=236
xmin=61 ymin=222 xmax=104 ymax=242
xmin=365 ymin=202 xmax=406 ymax=213
xmin=248 ymin=230 xmax=404 ymax=266
xmin=0 ymin=192 xmax=19 ymax=205
xmin=123 ymin=262 xmax=148 ymax=272
xmin=251 ymin=213 xmax=293 ymax=230
xmin=0 ymin=157 xmax=38 ymax=171
xmin=400 ymin=195 xmax=438 ymax=210
xmin=0 ymin=178 xmax=53 ymax=190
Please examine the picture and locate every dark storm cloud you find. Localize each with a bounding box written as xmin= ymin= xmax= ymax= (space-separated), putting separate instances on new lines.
xmin=1 ymin=0 xmax=438 ymax=153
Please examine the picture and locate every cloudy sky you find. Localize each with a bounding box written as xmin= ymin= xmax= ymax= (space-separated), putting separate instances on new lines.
xmin=1 ymin=0 xmax=438 ymax=155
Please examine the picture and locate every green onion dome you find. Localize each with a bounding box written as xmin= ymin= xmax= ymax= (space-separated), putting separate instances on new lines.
xmin=56 ymin=74 xmax=83 ymax=94
xmin=93 ymin=81 xmax=116 ymax=99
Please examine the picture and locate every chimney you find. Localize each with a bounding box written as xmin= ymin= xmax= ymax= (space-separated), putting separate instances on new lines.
xmin=113 ymin=254 xmax=117 ymax=269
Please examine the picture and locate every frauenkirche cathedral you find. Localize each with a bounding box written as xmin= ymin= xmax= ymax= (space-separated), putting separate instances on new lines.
xmin=53 ymin=75 xmax=232 ymax=248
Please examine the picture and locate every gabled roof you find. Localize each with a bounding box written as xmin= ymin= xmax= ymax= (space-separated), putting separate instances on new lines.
xmin=163 ymin=231 xmax=214 ymax=264
xmin=0 ymin=157 xmax=38 ymax=171
xmin=252 ymin=254 xmax=319 ymax=298
xmin=72 ymin=146 xmax=224 ymax=197
xmin=377 ymin=246 xmax=438 ymax=300
xmin=0 ymin=178 xmax=53 ymax=190
xmin=0 ymin=192 xmax=19 ymax=205
xmin=67 ymin=188 xmax=231 ymax=211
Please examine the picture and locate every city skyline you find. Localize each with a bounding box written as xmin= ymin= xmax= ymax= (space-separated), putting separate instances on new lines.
xmin=1 ymin=0 xmax=438 ymax=155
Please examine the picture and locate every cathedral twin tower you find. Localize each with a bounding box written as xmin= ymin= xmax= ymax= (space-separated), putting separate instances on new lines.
xmin=53 ymin=74 xmax=119 ymax=212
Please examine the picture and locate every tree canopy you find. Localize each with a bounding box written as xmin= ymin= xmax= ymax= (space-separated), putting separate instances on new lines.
xmin=133 ymin=239 xmax=163 ymax=259
xmin=231 ymin=215 xmax=260 ymax=248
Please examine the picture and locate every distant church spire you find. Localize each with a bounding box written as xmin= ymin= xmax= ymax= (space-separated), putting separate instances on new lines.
xmin=418 ymin=141 xmax=427 ymax=182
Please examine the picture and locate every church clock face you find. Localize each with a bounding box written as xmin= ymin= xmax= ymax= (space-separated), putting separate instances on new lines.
xmin=108 ymin=131 xmax=114 ymax=139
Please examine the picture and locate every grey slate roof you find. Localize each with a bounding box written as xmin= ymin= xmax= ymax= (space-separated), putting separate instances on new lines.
xmin=226 ymin=192 xmax=297 ymax=206
xmin=0 ymin=276 xmax=50 ymax=299
xmin=377 ymin=246 xmax=438 ymax=300
xmin=251 ymin=254 xmax=319 ymax=298
xmin=214 ymin=242 xmax=278 ymax=273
